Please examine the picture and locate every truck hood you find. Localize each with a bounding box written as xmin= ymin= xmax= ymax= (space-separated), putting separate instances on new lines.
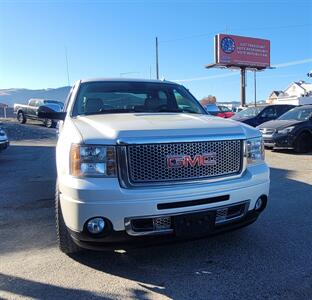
xmin=71 ymin=113 xmax=260 ymax=144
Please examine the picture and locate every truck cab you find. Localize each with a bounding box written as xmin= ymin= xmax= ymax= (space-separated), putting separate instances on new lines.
xmin=14 ymin=98 xmax=63 ymax=128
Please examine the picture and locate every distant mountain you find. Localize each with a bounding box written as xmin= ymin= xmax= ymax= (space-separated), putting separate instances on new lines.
xmin=0 ymin=86 xmax=71 ymax=107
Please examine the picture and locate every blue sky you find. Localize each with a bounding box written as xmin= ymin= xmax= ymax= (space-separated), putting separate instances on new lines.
xmin=0 ymin=0 xmax=311 ymax=102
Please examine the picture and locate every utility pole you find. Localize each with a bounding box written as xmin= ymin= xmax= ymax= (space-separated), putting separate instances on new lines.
xmin=156 ymin=37 xmax=159 ymax=80
xmin=254 ymin=70 xmax=257 ymax=107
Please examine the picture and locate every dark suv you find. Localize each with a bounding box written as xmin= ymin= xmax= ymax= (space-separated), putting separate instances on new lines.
xmin=258 ymin=105 xmax=312 ymax=153
xmin=231 ymin=105 xmax=295 ymax=127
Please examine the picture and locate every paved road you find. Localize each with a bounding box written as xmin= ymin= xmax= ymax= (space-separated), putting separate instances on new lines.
xmin=1 ymin=121 xmax=312 ymax=300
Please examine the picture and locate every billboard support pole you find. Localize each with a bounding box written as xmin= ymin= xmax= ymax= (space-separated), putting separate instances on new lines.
xmin=254 ymin=70 xmax=257 ymax=107
xmin=240 ymin=67 xmax=246 ymax=107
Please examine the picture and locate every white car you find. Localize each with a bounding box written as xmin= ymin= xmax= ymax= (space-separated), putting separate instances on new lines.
xmin=0 ymin=127 xmax=9 ymax=152
xmin=40 ymin=78 xmax=270 ymax=254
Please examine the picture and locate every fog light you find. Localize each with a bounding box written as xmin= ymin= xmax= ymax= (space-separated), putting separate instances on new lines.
xmin=87 ymin=218 xmax=105 ymax=234
xmin=255 ymin=197 xmax=263 ymax=211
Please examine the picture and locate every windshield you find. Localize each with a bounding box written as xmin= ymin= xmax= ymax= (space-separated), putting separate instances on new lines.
xmin=203 ymin=104 xmax=219 ymax=112
xmin=72 ymin=82 xmax=206 ymax=116
xmin=202 ymin=104 xmax=219 ymax=116
xmin=235 ymin=106 xmax=263 ymax=118
xmin=218 ymin=106 xmax=230 ymax=112
xmin=43 ymin=103 xmax=63 ymax=112
xmin=278 ymin=107 xmax=312 ymax=121
xmin=44 ymin=100 xmax=60 ymax=104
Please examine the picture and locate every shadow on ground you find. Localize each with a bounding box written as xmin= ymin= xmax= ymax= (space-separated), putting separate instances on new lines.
xmin=0 ymin=272 xmax=151 ymax=300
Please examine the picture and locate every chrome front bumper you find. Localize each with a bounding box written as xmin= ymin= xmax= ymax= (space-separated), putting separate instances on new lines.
xmin=124 ymin=201 xmax=250 ymax=236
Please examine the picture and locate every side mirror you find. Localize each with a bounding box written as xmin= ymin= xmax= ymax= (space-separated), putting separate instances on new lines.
xmin=37 ymin=106 xmax=66 ymax=121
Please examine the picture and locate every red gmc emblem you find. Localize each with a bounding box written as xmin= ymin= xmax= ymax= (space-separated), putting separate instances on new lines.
xmin=167 ymin=153 xmax=217 ymax=168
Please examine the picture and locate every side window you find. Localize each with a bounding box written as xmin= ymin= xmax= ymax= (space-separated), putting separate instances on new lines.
xmin=276 ymin=106 xmax=289 ymax=116
xmin=261 ymin=107 xmax=276 ymax=118
xmin=158 ymin=91 xmax=168 ymax=106
xmin=64 ymin=85 xmax=75 ymax=111
xmin=284 ymin=106 xmax=294 ymax=114
xmin=173 ymin=89 xmax=203 ymax=114
xmin=29 ymin=100 xmax=36 ymax=106
xmin=174 ymin=90 xmax=192 ymax=109
xmin=219 ymin=106 xmax=229 ymax=112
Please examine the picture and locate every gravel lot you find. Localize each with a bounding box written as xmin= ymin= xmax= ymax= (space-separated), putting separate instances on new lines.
xmin=0 ymin=120 xmax=312 ymax=300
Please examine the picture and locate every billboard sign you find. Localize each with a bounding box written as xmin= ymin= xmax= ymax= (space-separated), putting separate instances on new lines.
xmin=215 ymin=34 xmax=270 ymax=68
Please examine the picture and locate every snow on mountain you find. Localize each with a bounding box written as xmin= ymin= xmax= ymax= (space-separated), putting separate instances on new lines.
xmin=0 ymin=86 xmax=71 ymax=107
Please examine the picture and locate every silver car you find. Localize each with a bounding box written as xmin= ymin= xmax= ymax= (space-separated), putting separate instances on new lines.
xmin=0 ymin=127 xmax=9 ymax=152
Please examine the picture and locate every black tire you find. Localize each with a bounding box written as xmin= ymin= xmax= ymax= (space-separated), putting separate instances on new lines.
xmin=44 ymin=119 xmax=57 ymax=128
xmin=55 ymin=184 xmax=81 ymax=254
xmin=294 ymin=132 xmax=312 ymax=153
xmin=17 ymin=111 xmax=27 ymax=124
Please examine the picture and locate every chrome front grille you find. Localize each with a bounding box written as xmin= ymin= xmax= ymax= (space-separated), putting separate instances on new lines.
xmin=259 ymin=128 xmax=276 ymax=135
xmin=126 ymin=140 xmax=243 ymax=185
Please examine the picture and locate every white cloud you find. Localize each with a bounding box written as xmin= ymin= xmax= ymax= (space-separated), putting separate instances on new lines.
xmin=272 ymin=58 xmax=312 ymax=68
xmin=172 ymin=72 xmax=239 ymax=83
xmin=172 ymin=58 xmax=312 ymax=83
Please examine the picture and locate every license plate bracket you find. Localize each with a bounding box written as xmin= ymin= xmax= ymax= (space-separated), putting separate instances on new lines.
xmin=174 ymin=211 xmax=215 ymax=238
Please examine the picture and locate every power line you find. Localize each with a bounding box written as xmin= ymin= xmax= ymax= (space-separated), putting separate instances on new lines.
xmin=160 ymin=23 xmax=312 ymax=43
xmin=160 ymin=29 xmax=223 ymax=43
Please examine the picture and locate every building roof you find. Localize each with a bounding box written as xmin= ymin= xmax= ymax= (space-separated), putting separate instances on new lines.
xmin=270 ymin=90 xmax=283 ymax=97
xmin=293 ymin=81 xmax=312 ymax=91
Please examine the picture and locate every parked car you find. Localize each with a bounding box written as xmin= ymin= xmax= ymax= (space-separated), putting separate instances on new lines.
xmin=14 ymin=99 xmax=64 ymax=128
xmin=38 ymin=78 xmax=269 ymax=254
xmin=218 ymin=105 xmax=235 ymax=118
xmin=231 ymin=104 xmax=295 ymax=127
xmin=0 ymin=127 xmax=9 ymax=152
xmin=202 ymin=103 xmax=234 ymax=118
xmin=232 ymin=106 xmax=247 ymax=113
xmin=258 ymin=105 xmax=312 ymax=153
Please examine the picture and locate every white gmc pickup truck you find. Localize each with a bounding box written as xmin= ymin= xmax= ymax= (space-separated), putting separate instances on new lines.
xmin=39 ymin=78 xmax=270 ymax=254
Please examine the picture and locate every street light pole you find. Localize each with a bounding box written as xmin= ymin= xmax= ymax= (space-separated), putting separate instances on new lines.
xmin=156 ymin=37 xmax=159 ymax=80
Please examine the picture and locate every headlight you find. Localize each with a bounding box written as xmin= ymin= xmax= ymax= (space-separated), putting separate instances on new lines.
xmin=70 ymin=144 xmax=116 ymax=177
xmin=0 ymin=129 xmax=6 ymax=137
xmin=277 ymin=126 xmax=294 ymax=134
xmin=245 ymin=137 xmax=265 ymax=165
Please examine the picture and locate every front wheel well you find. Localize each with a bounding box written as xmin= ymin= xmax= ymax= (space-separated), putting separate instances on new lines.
xmin=294 ymin=130 xmax=312 ymax=153
xmin=297 ymin=129 xmax=312 ymax=139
